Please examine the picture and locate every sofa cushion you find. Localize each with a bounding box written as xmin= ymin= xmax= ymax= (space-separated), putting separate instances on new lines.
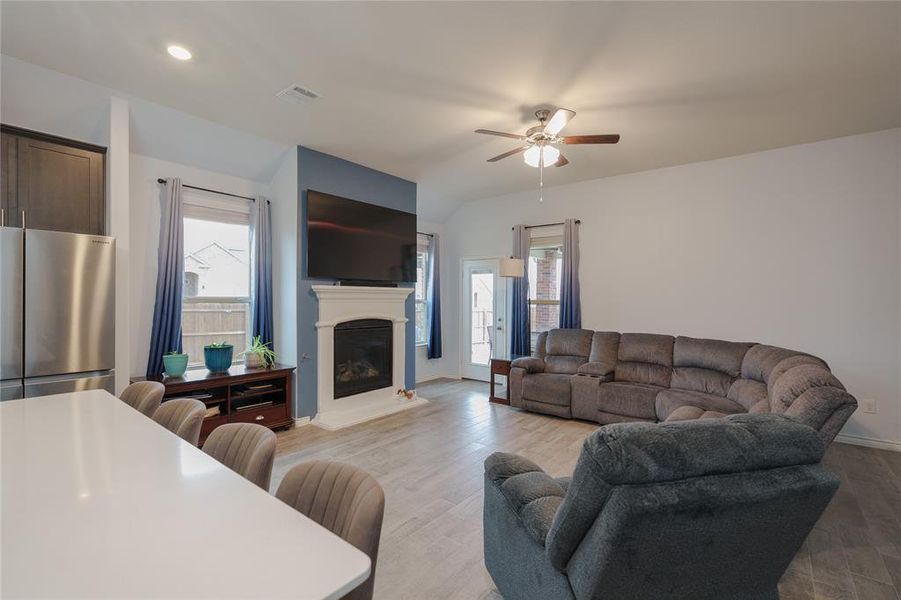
xmin=546 ymin=329 xmax=593 ymax=358
xmin=576 ymin=362 xmax=614 ymax=378
xmin=614 ymin=333 xmax=674 ymax=387
xmin=597 ymin=381 xmax=662 ymax=420
xmin=670 ymin=337 xmax=753 ymax=396
xmin=670 ymin=368 xmax=734 ymax=397
xmin=545 ymin=355 xmax=588 ymax=375
xmin=655 ymin=389 xmax=745 ymax=421
xmin=522 ymin=373 xmax=572 ymax=406
xmin=544 ymin=413 xmax=828 ymax=572
xmin=534 ymin=331 xmax=549 ymax=359
xmin=484 ymin=453 xmax=567 ymax=547
xmin=666 ymin=405 xmax=729 ymax=421
xmin=741 ymin=344 xmax=807 ymax=383
xmin=673 ymin=336 xmax=753 ymax=377
xmin=727 ymin=378 xmax=768 ymax=411
xmin=588 ymin=332 xmax=620 ymax=371
xmin=769 ymin=364 xmax=844 ymax=414
xmin=511 ymin=356 xmax=545 ymax=373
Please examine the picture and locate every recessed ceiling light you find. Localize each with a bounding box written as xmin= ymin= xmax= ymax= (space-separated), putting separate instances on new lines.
xmin=167 ymin=45 xmax=192 ymax=61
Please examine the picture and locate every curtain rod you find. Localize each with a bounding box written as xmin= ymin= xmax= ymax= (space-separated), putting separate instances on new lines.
xmin=511 ymin=220 xmax=581 ymax=230
xmin=156 ymin=178 xmax=260 ymax=202
xmin=417 ymin=231 xmax=435 ymax=238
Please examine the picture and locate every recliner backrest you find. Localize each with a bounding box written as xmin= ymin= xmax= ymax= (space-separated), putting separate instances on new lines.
xmin=671 ymin=336 xmax=753 ymax=397
xmin=545 ymin=414 xmax=838 ymax=600
xmin=543 ymin=329 xmax=593 ymax=374
xmin=613 ymin=333 xmax=674 ymax=386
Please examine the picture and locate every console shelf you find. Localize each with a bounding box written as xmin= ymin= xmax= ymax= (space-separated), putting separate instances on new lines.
xmin=131 ymin=364 xmax=295 ymax=445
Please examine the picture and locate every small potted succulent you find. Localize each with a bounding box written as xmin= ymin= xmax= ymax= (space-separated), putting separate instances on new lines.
xmin=242 ymin=336 xmax=276 ymax=369
xmin=203 ymin=341 xmax=234 ymax=373
xmin=162 ymin=350 xmax=188 ymax=378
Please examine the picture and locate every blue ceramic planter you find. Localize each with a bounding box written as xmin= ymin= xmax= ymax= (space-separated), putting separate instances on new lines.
xmin=204 ymin=345 xmax=234 ymax=373
xmin=162 ymin=353 xmax=188 ymax=378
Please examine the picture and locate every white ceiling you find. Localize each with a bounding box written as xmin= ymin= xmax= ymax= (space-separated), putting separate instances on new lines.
xmin=2 ymin=2 xmax=899 ymax=221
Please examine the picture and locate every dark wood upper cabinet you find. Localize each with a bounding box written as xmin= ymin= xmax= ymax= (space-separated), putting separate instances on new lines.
xmin=1 ymin=125 xmax=106 ymax=235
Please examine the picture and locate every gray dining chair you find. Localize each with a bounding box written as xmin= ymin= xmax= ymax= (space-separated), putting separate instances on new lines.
xmin=276 ymin=461 xmax=385 ymax=600
xmin=201 ymin=423 xmax=277 ymax=490
xmin=152 ymin=398 xmax=206 ymax=446
xmin=119 ymin=381 xmax=165 ymax=418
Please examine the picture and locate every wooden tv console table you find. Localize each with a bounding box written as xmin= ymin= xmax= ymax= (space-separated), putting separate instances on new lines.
xmin=131 ymin=364 xmax=295 ymax=445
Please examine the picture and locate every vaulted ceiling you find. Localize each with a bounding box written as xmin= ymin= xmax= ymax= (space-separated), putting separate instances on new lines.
xmin=2 ymin=1 xmax=899 ymax=220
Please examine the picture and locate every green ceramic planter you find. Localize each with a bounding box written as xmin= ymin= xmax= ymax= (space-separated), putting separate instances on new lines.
xmin=162 ymin=353 xmax=188 ymax=378
xmin=204 ymin=345 xmax=234 ymax=373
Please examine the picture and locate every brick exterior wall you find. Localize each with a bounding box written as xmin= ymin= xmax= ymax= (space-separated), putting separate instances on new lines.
xmin=530 ymin=249 xmax=560 ymax=335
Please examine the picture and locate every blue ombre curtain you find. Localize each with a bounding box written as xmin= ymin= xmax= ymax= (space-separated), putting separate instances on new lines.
xmin=147 ymin=178 xmax=185 ymax=376
xmin=250 ymin=197 xmax=274 ymax=348
xmin=559 ymin=218 xmax=582 ymax=328
xmin=426 ymin=234 xmax=442 ymax=359
xmin=510 ymin=225 xmax=531 ymax=356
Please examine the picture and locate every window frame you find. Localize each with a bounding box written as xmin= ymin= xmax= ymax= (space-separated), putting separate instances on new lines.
xmin=415 ymin=234 xmax=432 ymax=347
xmin=527 ymin=226 xmax=564 ymax=341
xmin=181 ymin=190 xmax=253 ymax=369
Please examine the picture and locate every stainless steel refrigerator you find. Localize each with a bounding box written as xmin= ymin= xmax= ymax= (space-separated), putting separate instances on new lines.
xmin=1 ymin=227 xmax=115 ymax=400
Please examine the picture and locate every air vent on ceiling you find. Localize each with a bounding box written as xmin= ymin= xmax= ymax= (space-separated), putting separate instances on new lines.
xmin=277 ymin=84 xmax=320 ymax=104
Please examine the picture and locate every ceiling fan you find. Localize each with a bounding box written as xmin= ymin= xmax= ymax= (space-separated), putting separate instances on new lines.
xmin=475 ymin=108 xmax=620 ymax=168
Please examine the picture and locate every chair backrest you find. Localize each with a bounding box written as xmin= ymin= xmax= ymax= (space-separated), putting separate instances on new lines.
xmin=546 ymin=414 xmax=838 ymax=600
xmin=201 ymin=423 xmax=276 ymax=490
xmin=152 ymin=398 xmax=206 ymax=446
xmin=119 ymin=381 xmax=165 ymax=418
xmin=543 ymin=329 xmax=593 ymax=374
xmin=276 ymin=461 xmax=385 ymax=600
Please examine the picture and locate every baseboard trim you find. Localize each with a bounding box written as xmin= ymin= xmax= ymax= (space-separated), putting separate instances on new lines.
xmin=293 ymin=416 xmax=312 ymax=427
xmin=834 ymin=433 xmax=901 ymax=452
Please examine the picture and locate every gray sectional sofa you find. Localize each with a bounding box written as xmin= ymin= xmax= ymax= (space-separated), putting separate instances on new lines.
xmin=510 ymin=329 xmax=857 ymax=444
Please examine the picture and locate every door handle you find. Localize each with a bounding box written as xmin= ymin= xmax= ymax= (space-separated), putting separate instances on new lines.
xmin=20 ymin=210 xmax=25 ymax=229
xmin=1 ymin=209 xmax=4 ymax=227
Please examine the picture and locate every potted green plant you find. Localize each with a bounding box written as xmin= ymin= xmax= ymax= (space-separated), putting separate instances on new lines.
xmin=162 ymin=350 xmax=188 ymax=378
xmin=242 ymin=336 xmax=276 ymax=369
xmin=203 ymin=341 xmax=234 ymax=373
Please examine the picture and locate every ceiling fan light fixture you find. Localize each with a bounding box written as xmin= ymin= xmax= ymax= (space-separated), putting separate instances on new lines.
xmin=523 ymin=145 xmax=560 ymax=168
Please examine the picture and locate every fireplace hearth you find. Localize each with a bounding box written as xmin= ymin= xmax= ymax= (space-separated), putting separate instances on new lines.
xmin=334 ymin=319 xmax=393 ymax=399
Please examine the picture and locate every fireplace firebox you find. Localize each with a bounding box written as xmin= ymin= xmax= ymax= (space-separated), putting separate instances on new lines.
xmin=333 ymin=319 xmax=393 ymax=399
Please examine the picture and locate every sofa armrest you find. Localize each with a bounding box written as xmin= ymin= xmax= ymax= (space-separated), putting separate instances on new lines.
xmin=577 ymin=361 xmax=614 ymax=378
xmin=484 ymin=452 xmax=566 ymax=546
xmin=511 ymin=357 xmax=545 ymax=374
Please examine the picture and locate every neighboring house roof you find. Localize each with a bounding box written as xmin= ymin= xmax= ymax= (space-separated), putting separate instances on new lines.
xmin=185 ymin=241 xmax=247 ymax=268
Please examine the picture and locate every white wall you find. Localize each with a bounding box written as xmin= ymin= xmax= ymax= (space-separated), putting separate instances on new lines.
xmin=443 ymin=128 xmax=901 ymax=446
xmin=415 ymin=219 xmax=455 ymax=383
xmin=270 ymin=148 xmax=299 ymax=369
xmin=128 ymin=154 xmax=272 ymax=376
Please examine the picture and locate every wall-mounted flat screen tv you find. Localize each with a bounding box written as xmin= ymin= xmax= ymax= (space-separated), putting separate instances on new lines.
xmin=306 ymin=190 xmax=416 ymax=282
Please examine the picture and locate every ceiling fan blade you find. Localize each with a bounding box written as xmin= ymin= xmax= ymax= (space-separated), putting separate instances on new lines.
xmin=562 ymin=134 xmax=620 ymax=144
xmin=487 ymin=145 xmax=530 ymax=162
xmin=543 ymin=108 xmax=576 ymax=136
xmin=475 ymin=129 xmax=527 ymax=140
xmin=554 ymin=154 xmax=569 ymax=167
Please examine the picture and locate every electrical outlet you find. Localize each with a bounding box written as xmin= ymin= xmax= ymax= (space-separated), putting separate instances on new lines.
xmin=861 ymin=398 xmax=877 ymax=414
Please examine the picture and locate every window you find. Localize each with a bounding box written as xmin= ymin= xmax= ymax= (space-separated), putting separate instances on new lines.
xmin=415 ymin=234 xmax=431 ymax=346
xmin=527 ymin=227 xmax=563 ymax=349
xmin=181 ymin=192 xmax=251 ymax=368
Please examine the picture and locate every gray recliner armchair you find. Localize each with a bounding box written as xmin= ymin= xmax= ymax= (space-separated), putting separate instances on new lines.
xmin=483 ymin=414 xmax=838 ymax=600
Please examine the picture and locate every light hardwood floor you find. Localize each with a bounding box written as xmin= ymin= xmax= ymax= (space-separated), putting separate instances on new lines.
xmin=272 ymin=379 xmax=901 ymax=600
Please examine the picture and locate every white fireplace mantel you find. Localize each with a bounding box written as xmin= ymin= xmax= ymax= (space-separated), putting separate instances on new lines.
xmin=311 ymin=285 xmax=426 ymax=430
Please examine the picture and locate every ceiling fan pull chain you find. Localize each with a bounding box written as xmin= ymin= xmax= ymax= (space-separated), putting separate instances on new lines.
xmin=539 ymin=151 xmax=544 ymax=203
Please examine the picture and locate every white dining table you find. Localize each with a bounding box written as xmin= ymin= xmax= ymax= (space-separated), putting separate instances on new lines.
xmin=1 ymin=389 xmax=370 ymax=599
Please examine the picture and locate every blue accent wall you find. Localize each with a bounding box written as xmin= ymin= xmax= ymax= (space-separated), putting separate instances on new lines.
xmin=296 ymin=146 xmax=417 ymax=418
